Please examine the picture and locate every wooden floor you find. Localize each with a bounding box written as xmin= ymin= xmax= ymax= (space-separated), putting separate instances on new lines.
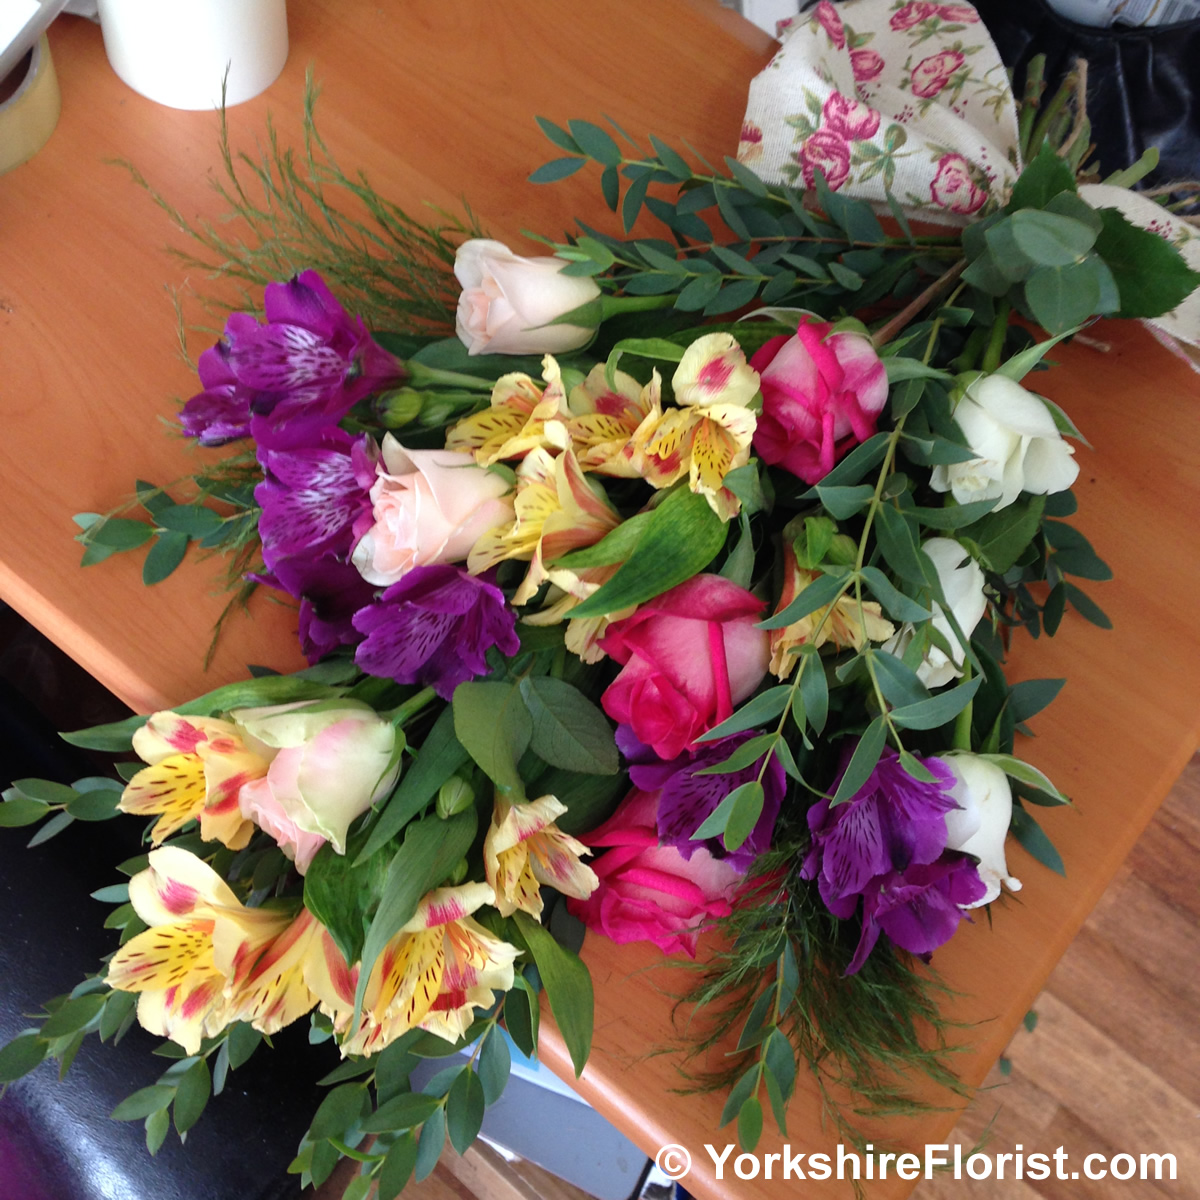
xmin=327 ymin=756 xmax=1200 ymax=1200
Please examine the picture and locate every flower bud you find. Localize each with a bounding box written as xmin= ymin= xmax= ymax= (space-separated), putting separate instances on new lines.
xmin=447 ymin=857 xmax=469 ymax=886
xmin=375 ymin=388 xmax=424 ymax=429
xmin=437 ymin=776 xmax=476 ymax=819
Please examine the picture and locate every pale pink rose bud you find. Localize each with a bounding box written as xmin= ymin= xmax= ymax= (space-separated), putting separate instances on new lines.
xmin=454 ymin=238 xmax=601 ymax=356
xmin=351 ymin=434 xmax=514 ymax=586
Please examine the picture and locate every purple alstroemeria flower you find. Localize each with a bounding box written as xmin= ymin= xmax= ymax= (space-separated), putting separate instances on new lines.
xmin=846 ymin=854 xmax=989 ymax=975
xmin=801 ymin=747 xmax=958 ymax=918
xmin=617 ymin=726 xmax=785 ymax=870
xmin=178 ymin=332 xmax=254 ymax=446
xmin=255 ymin=430 xmax=375 ymax=574
xmin=261 ymin=555 xmax=378 ymax=663
xmin=353 ymin=565 xmax=520 ymax=700
xmin=179 ymin=271 xmax=404 ymax=450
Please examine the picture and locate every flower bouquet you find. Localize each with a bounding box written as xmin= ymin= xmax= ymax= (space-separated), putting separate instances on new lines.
xmin=3 ymin=0 xmax=1199 ymax=1194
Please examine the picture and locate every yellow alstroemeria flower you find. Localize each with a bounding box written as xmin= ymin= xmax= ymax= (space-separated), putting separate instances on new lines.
xmin=565 ymin=364 xmax=662 ymax=477
xmin=119 ymin=712 xmax=262 ymax=849
xmin=632 ymin=333 xmax=760 ymax=521
xmin=106 ymin=847 xmax=301 ymax=1054
xmin=768 ymin=561 xmax=895 ymax=679
xmin=445 ymin=355 xmax=570 ymax=466
xmin=312 ymin=883 xmax=518 ymax=1054
xmin=483 ymin=794 xmax=598 ymax=919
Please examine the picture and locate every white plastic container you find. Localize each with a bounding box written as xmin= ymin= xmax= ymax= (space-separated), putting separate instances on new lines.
xmin=96 ymin=0 xmax=288 ymax=110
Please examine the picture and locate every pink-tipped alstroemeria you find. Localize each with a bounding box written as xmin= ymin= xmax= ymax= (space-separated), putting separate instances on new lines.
xmin=484 ymin=794 xmax=598 ymax=919
xmin=120 ymin=713 xmax=265 ymax=848
xmin=106 ymin=847 xmax=298 ymax=1054
xmin=631 ymin=334 xmax=760 ymax=520
xmin=313 ymin=882 xmax=518 ymax=1054
xmin=565 ymin=364 xmax=662 ymax=477
xmin=445 ymin=355 xmax=570 ymax=466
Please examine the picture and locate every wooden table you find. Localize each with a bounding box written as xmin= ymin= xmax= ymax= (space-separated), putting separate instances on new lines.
xmin=3 ymin=5 xmax=1199 ymax=1197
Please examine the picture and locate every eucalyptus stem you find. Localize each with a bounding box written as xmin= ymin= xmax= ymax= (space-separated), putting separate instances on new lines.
xmin=871 ymin=260 xmax=966 ymax=349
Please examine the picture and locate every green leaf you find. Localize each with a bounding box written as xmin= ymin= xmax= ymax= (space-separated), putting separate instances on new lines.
xmin=504 ymin=975 xmax=540 ymax=1059
xmin=144 ymin=1106 xmax=170 ymax=1155
xmin=90 ymin=883 xmax=130 ymax=904
xmin=342 ymin=1178 xmax=373 ymax=1200
xmin=698 ymin=685 xmax=793 ymax=741
xmin=142 ymin=530 xmax=189 ymax=586
xmin=1093 ymin=206 xmax=1200 ymax=318
xmin=529 ymin=156 xmax=586 ymax=184
xmin=906 ymin=499 xmax=997 ymax=530
xmin=226 ymin=1022 xmax=262 ymax=1069
xmin=871 ymin=650 xmax=931 ymax=709
xmin=1024 ymin=260 xmax=1102 ymax=334
xmin=899 ymin=748 xmax=939 ymax=783
xmin=1009 ymin=678 xmax=1065 ymax=724
xmin=830 ymin=717 xmax=887 ymax=806
xmin=173 ymin=1059 xmax=211 ymax=1135
xmin=535 ymin=116 xmax=581 ymax=154
xmin=650 ymin=135 xmax=693 ymax=180
xmin=890 ymin=675 xmax=982 ymax=730
xmin=454 ymin=681 xmax=533 ymax=796
xmin=153 ymin=504 xmax=223 ymax=537
xmin=378 ymin=1133 xmax=419 ymax=1200
xmin=815 ymin=484 xmax=875 ymax=519
xmin=111 ymin=1085 xmax=178 ymax=1121
xmin=874 ymin=504 xmax=931 ymax=587
xmin=41 ymin=993 xmax=106 ymax=1039
xmin=478 ymin=1030 xmax=511 ymax=1106
xmin=758 ymin=571 xmax=847 ymax=631
xmin=519 ymin=677 xmax=617 ymax=775
xmin=362 ymin=1092 xmax=441 ymax=1134
xmin=68 ymin=789 xmax=123 ymax=821
xmin=551 ymin=511 xmax=650 ymax=571
xmin=675 ymin=273 xmax=723 ymax=312
xmin=979 ymin=753 xmax=1070 ymax=804
xmin=600 ymin=163 xmax=620 ymax=212
xmin=569 ymin=487 xmax=727 ymax=619
xmin=1010 ymin=806 xmax=1065 ymax=875
xmin=356 ymin=812 xmax=478 ymax=1021
xmin=718 ymin=1065 xmax=758 ymax=1128
xmin=735 ymin=988 xmax=775 ymax=1053
xmin=621 ymin=171 xmax=651 ymax=233
xmin=568 ymin=119 xmax=622 ymax=166
xmin=305 ymin=837 xmax=390 ymax=966
xmin=884 ymin=359 xmax=952 ymax=384
xmin=0 ymin=796 xmax=51 ymax=827
xmin=966 ymin=495 xmax=1045 ymax=573
xmin=694 ymin=733 xmax=776 ymax=776
xmin=994 ymin=326 xmax=1078 ymax=383
xmin=724 ymin=155 xmax=769 ymax=198
xmin=860 ymin=567 xmax=932 ymax=623
xmin=26 ymin=810 xmax=75 ymax=847
xmin=691 ymin=781 xmax=765 ymax=854
xmin=309 ymin=1082 xmax=368 ymax=1143
xmin=414 ymin=1105 xmax=446 ymax=1182
xmin=356 ymin=705 xmax=469 ymax=865
xmin=514 ymin=912 xmax=593 ymax=1078
xmin=763 ymin=1068 xmax=788 ymax=1138
xmin=738 ymin=1095 xmax=764 ymax=1153
xmin=88 ymin=517 xmax=155 ymax=550
xmin=98 ymin=990 xmax=137 ymax=1042
xmin=800 ymin=656 xmax=829 ymax=736
xmin=1009 ymin=143 xmax=1076 ymax=211
xmin=10 ymin=778 xmax=76 ymax=805
xmin=1063 ymin=582 xmax=1111 ymax=629
xmin=0 ymin=1034 xmax=48 ymax=1083
xmin=764 ymin=1027 xmax=797 ymax=1102
xmin=1009 ymin=209 xmax=1098 ymax=266
xmin=446 ymin=1068 xmax=486 ymax=1154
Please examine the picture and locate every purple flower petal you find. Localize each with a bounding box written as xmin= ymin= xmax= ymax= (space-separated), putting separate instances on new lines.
xmin=268 ymin=555 xmax=377 ymax=662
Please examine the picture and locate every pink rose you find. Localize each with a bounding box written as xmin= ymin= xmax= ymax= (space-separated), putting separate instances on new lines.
xmin=813 ymin=1 xmax=846 ymax=48
xmin=796 ymin=129 xmax=851 ymax=191
xmin=911 ymin=50 xmax=964 ymax=99
xmin=750 ymin=318 xmax=889 ymax=484
xmin=930 ymin=153 xmax=987 ymax=214
xmin=351 ymin=433 xmax=514 ymax=586
xmin=822 ymin=91 xmax=881 ymax=141
xmin=936 ymin=4 xmax=981 ymax=21
xmin=232 ymin=701 xmax=401 ymax=873
xmin=850 ymin=48 xmax=885 ymax=82
xmin=890 ymin=2 xmax=939 ymax=30
xmin=566 ymin=789 xmax=744 ymax=957
xmin=598 ymin=575 xmax=770 ymax=761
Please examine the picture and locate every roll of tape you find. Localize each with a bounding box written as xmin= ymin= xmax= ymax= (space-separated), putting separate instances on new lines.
xmin=0 ymin=34 xmax=60 ymax=175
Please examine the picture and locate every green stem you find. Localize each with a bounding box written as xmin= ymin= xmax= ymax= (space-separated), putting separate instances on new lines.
xmin=386 ymin=686 xmax=437 ymax=727
xmin=1025 ymin=74 xmax=1073 ymax=158
xmin=980 ymin=300 xmax=1011 ymax=374
xmin=407 ymin=362 xmax=496 ymax=391
xmin=598 ymin=293 xmax=677 ymax=318
xmin=953 ymin=659 xmax=974 ymax=751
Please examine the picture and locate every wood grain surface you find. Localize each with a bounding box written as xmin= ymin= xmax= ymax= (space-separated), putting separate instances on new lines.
xmin=2 ymin=6 xmax=1198 ymax=1200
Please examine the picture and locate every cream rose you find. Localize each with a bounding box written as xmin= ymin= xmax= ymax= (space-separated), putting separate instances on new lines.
xmin=351 ymin=434 xmax=514 ymax=586
xmin=940 ymin=754 xmax=1023 ymax=907
xmin=454 ymin=238 xmax=601 ymax=356
xmin=232 ymin=700 xmax=400 ymax=869
xmin=930 ymin=374 xmax=1079 ymax=511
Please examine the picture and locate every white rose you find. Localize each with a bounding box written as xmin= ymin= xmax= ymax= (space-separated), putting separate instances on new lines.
xmin=930 ymin=374 xmax=1079 ymax=511
xmin=454 ymin=239 xmax=601 ymax=356
xmin=883 ymin=537 xmax=986 ymax=688
xmin=940 ymin=754 xmax=1023 ymax=907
